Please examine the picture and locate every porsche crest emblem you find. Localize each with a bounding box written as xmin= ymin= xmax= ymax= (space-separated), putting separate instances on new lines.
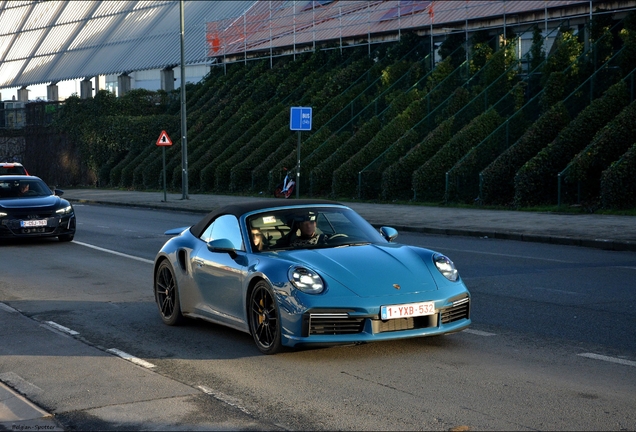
xmin=393 ymin=284 xmax=401 ymax=290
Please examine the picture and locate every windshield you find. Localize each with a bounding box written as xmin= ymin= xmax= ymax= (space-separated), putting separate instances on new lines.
xmin=246 ymin=206 xmax=386 ymax=252
xmin=0 ymin=165 xmax=27 ymax=175
xmin=0 ymin=179 xmax=52 ymax=199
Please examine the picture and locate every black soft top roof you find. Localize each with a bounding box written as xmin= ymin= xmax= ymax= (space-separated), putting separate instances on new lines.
xmin=189 ymin=199 xmax=343 ymax=238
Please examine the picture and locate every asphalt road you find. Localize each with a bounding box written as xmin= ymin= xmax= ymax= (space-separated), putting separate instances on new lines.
xmin=1 ymin=203 xmax=635 ymax=431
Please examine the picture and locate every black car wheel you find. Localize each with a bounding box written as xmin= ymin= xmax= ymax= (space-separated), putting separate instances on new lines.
xmin=155 ymin=260 xmax=184 ymax=326
xmin=249 ymin=280 xmax=283 ymax=354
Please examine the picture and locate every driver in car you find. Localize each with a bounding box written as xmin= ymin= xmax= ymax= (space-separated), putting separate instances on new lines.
xmin=277 ymin=211 xmax=327 ymax=247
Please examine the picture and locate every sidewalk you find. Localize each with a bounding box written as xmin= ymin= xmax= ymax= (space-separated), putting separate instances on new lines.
xmin=62 ymin=188 xmax=636 ymax=251
xmin=0 ymin=302 xmax=274 ymax=432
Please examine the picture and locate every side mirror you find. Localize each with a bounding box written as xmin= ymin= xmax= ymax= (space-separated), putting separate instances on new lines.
xmin=380 ymin=226 xmax=398 ymax=242
xmin=54 ymin=189 xmax=64 ymax=196
xmin=208 ymin=238 xmax=237 ymax=256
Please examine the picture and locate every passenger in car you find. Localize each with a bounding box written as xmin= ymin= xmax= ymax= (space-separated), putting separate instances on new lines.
xmin=251 ymin=227 xmax=265 ymax=251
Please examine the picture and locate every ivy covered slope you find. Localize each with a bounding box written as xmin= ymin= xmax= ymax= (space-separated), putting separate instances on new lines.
xmin=47 ymin=14 xmax=636 ymax=209
xmin=513 ymin=81 xmax=630 ymax=207
xmin=601 ymin=142 xmax=636 ymax=209
xmin=51 ymin=89 xmax=179 ymax=188
xmin=563 ymin=100 xmax=636 ymax=205
xmin=479 ymin=102 xmax=570 ymax=206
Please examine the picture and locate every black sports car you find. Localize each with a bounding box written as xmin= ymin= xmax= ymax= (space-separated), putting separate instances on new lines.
xmin=0 ymin=176 xmax=76 ymax=241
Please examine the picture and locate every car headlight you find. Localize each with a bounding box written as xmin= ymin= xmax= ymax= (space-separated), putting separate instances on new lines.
xmin=56 ymin=205 xmax=73 ymax=215
xmin=433 ymin=253 xmax=459 ymax=282
xmin=0 ymin=212 xmax=6 ymax=217
xmin=288 ymin=266 xmax=324 ymax=294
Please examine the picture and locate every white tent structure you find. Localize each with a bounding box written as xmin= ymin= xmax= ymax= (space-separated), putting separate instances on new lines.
xmin=0 ymin=1 xmax=634 ymax=101
xmin=0 ymin=0 xmax=255 ymax=100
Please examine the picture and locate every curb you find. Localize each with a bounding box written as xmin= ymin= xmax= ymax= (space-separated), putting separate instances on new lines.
xmin=66 ymin=198 xmax=636 ymax=252
xmin=0 ymin=382 xmax=63 ymax=430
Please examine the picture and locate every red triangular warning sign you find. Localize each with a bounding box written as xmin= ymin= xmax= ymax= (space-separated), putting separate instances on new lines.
xmin=156 ymin=130 xmax=172 ymax=146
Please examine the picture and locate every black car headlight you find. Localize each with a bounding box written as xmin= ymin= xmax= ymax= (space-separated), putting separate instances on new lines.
xmin=0 ymin=212 xmax=6 ymax=218
xmin=433 ymin=253 xmax=459 ymax=282
xmin=288 ymin=266 xmax=324 ymax=294
xmin=56 ymin=205 xmax=73 ymax=215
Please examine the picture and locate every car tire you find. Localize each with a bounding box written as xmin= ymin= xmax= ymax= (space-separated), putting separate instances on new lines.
xmin=249 ymin=280 xmax=283 ymax=355
xmin=155 ymin=260 xmax=184 ymax=326
xmin=58 ymin=234 xmax=74 ymax=242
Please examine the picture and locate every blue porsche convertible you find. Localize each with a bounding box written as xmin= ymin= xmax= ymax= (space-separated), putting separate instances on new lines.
xmin=153 ymin=200 xmax=470 ymax=354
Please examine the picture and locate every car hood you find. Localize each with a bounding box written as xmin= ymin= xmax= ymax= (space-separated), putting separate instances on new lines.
xmin=278 ymin=243 xmax=438 ymax=297
xmin=0 ymin=196 xmax=65 ymax=210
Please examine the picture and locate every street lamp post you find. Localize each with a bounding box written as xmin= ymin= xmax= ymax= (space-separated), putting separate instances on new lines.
xmin=180 ymin=0 xmax=188 ymax=199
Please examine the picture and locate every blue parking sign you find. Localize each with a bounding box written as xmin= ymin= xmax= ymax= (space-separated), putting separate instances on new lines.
xmin=290 ymin=107 xmax=312 ymax=131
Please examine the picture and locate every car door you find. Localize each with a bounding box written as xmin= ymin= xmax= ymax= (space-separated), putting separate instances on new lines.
xmin=191 ymin=214 xmax=248 ymax=329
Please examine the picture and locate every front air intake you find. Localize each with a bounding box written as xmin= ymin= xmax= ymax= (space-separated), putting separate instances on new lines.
xmin=440 ymin=297 xmax=470 ymax=324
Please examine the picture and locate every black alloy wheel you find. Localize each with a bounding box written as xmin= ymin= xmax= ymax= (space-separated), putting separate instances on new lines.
xmin=249 ymin=280 xmax=283 ymax=354
xmin=155 ymin=260 xmax=184 ymax=326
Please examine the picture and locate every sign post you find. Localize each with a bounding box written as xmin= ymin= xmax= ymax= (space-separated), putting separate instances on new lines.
xmin=289 ymin=107 xmax=312 ymax=198
xmin=156 ymin=130 xmax=173 ymax=202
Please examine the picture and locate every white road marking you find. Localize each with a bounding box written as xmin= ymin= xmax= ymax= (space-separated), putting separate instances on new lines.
xmin=463 ymin=329 xmax=497 ymax=336
xmin=198 ymin=385 xmax=251 ymax=415
xmin=45 ymin=321 xmax=79 ymax=335
xmin=0 ymin=302 xmax=17 ymax=313
xmin=106 ymin=348 xmax=156 ymax=369
xmin=578 ymin=353 xmax=636 ymax=368
xmin=74 ymin=241 xmax=154 ymax=264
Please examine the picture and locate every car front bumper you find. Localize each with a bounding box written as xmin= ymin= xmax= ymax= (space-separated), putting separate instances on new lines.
xmin=0 ymin=214 xmax=75 ymax=239
xmin=281 ymin=295 xmax=471 ymax=348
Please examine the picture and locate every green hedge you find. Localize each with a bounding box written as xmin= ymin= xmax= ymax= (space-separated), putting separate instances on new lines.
xmin=564 ymin=100 xmax=636 ymax=200
xmin=230 ymin=58 xmax=372 ymax=191
xmin=413 ymin=109 xmax=503 ymax=202
xmin=514 ymin=81 xmax=629 ymax=206
xmin=221 ymin=111 xmax=291 ymax=191
xmin=333 ymin=90 xmax=426 ymax=198
xmin=215 ymin=53 xmax=373 ymax=192
xmin=131 ymin=146 xmax=158 ymax=189
xmin=202 ymin=108 xmax=288 ymax=191
xmin=186 ymin=54 xmax=325 ymax=193
xmin=446 ymin=110 xmax=530 ymax=203
xmin=600 ymin=142 xmax=636 ymax=209
xmin=167 ymin=61 xmax=271 ymax=190
xmin=381 ymin=117 xmax=454 ymax=201
xmin=141 ymin=149 xmax=165 ymax=190
xmin=480 ymin=102 xmax=570 ymax=206
xmin=258 ymin=127 xmax=334 ymax=194
xmin=310 ymin=117 xmax=382 ymax=196
xmin=190 ymin=103 xmax=262 ymax=191
xmin=246 ymin=80 xmax=371 ymax=194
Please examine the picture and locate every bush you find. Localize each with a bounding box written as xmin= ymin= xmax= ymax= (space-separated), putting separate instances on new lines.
xmin=333 ymin=91 xmax=426 ymax=198
xmin=446 ymin=110 xmax=531 ymax=203
xmin=480 ymin=102 xmax=570 ymax=206
xmin=413 ymin=109 xmax=503 ymax=202
xmin=381 ymin=117 xmax=454 ymax=201
xmin=514 ymin=81 xmax=629 ymax=206
xmin=600 ymin=142 xmax=636 ymax=209
xmin=310 ymin=117 xmax=382 ymax=196
xmin=564 ymin=100 xmax=636 ymax=200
